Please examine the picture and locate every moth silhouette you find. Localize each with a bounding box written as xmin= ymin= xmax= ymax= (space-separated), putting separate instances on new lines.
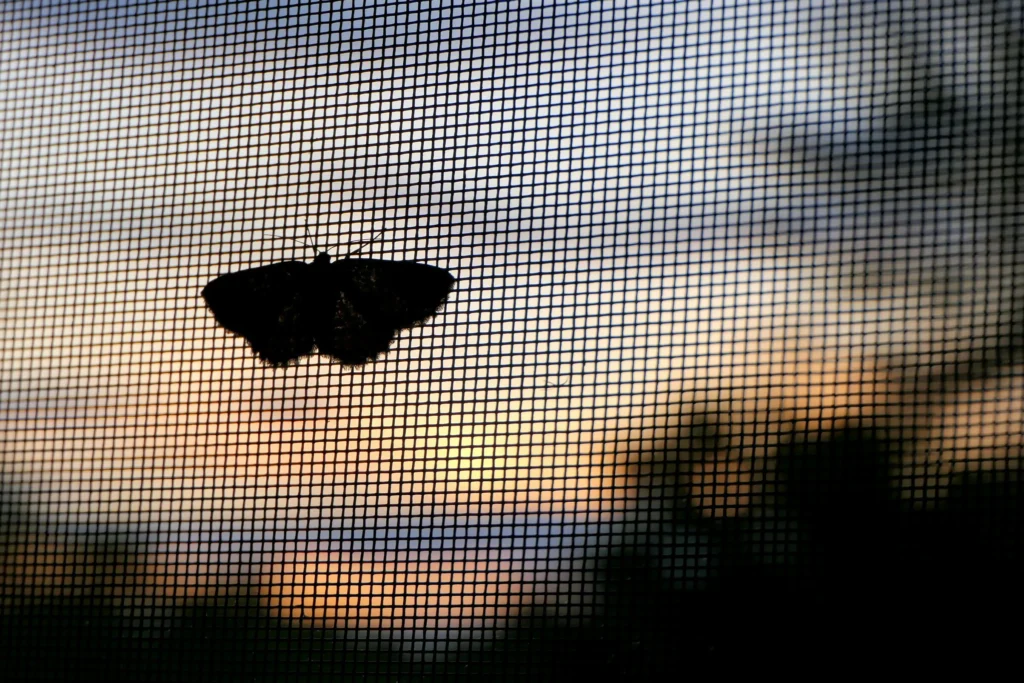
xmin=202 ymin=252 xmax=455 ymax=366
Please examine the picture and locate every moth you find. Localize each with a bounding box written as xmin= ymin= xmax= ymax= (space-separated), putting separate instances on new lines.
xmin=202 ymin=251 xmax=455 ymax=366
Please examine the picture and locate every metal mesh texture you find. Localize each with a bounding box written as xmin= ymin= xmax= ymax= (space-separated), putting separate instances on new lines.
xmin=2 ymin=1 xmax=1021 ymax=679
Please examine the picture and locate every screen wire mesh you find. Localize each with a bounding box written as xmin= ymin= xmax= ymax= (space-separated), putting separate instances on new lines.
xmin=2 ymin=1 xmax=1022 ymax=679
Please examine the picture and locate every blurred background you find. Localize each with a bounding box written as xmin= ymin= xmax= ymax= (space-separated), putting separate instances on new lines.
xmin=2 ymin=1 xmax=1021 ymax=679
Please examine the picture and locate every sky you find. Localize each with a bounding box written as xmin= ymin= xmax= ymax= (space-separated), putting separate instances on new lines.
xmin=2 ymin=0 xmax=1022 ymax=648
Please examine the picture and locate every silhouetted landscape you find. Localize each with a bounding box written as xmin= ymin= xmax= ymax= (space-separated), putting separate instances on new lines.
xmin=4 ymin=431 xmax=1021 ymax=680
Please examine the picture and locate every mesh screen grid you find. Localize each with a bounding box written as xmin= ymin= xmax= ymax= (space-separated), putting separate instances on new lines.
xmin=1 ymin=1 xmax=1022 ymax=680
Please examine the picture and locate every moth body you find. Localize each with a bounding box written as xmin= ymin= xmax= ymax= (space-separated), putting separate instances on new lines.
xmin=202 ymin=252 xmax=454 ymax=366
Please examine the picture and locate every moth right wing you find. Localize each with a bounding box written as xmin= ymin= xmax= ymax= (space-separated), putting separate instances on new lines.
xmin=201 ymin=261 xmax=316 ymax=365
xmin=311 ymin=259 xmax=456 ymax=365
xmin=311 ymin=291 xmax=402 ymax=366
xmin=331 ymin=259 xmax=456 ymax=329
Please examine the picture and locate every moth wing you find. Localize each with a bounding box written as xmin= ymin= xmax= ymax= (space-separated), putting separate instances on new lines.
xmin=312 ymin=292 xmax=402 ymax=365
xmin=311 ymin=259 xmax=455 ymax=365
xmin=201 ymin=261 xmax=316 ymax=365
xmin=330 ymin=259 xmax=456 ymax=329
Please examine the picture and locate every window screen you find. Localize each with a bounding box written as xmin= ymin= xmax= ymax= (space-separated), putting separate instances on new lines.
xmin=2 ymin=1 xmax=1021 ymax=679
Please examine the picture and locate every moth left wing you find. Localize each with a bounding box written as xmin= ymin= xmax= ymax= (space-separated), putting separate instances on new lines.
xmin=201 ymin=261 xmax=317 ymax=365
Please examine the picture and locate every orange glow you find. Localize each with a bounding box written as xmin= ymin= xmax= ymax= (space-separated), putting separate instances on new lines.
xmin=258 ymin=555 xmax=539 ymax=631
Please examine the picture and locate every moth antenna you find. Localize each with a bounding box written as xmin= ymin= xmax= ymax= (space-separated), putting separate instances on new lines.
xmin=279 ymin=234 xmax=311 ymax=249
xmin=273 ymin=233 xmax=322 ymax=261
xmin=266 ymin=225 xmax=322 ymax=257
xmin=302 ymin=223 xmax=324 ymax=255
xmin=345 ymin=229 xmax=384 ymax=258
